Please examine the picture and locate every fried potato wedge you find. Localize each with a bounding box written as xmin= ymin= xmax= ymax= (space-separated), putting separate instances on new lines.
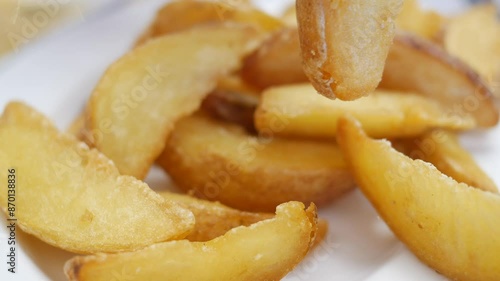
xmin=86 ymin=25 xmax=262 ymax=179
xmin=255 ymin=84 xmax=475 ymax=140
xmin=396 ymin=0 xmax=446 ymax=40
xmin=444 ymin=5 xmax=500 ymax=90
xmin=0 ymin=102 xmax=194 ymax=254
xmin=380 ymin=33 xmax=499 ymax=127
xmin=159 ymin=191 xmax=329 ymax=247
xmin=158 ymin=113 xmax=355 ymax=212
xmin=337 ymin=117 xmax=500 ymax=281
xmin=395 ymin=130 xmax=497 ymax=193
xmin=241 ymin=27 xmax=308 ymax=89
xmin=158 ymin=191 xmax=272 ymax=242
xmin=136 ymin=0 xmax=282 ymax=45
xmin=296 ymin=0 xmax=403 ymax=100
xmin=65 ymin=202 xmax=318 ymax=281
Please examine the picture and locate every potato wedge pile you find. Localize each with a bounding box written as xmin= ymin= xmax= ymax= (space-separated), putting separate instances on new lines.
xmin=2 ymin=0 xmax=500 ymax=280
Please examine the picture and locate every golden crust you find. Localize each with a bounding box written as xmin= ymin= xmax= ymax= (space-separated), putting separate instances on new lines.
xmin=296 ymin=0 xmax=403 ymax=100
xmin=158 ymin=113 xmax=355 ymax=212
xmin=0 ymin=102 xmax=194 ymax=254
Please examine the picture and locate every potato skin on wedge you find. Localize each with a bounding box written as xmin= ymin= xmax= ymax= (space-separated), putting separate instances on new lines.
xmin=381 ymin=33 xmax=499 ymax=127
xmin=337 ymin=117 xmax=500 ymax=281
xmin=158 ymin=113 xmax=354 ymax=212
xmin=65 ymin=202 xmax=318 ymax=281
xmin=241 ymin=27 xmax=308 ymax=89
xmin=296 ymin=0 xmax=403 ymax=100
xmin=86 ymin=25 xmax=262 ymax=179
xmin=0 ymin=102 xmax=194 ymax=254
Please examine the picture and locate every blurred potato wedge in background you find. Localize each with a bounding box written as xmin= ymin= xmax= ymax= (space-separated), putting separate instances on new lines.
xmin=136 ymin=0 xmax=282 ymax=45
xmin=281 ymin=4 xmax=297 ymax=27
xmin=396 ymin=0 xmax=447 ymax=40
xmin=202 ymin=87 xmax=258 ymax=132
xmin=337 ymin=117 xmax=500 ymax=281
xmin=242 ymin=27 xmax=308 ymax=90
xmin=86 ymin=25 xmax=262 ymax=179
xmin=443 ymin=4 xmax=500 ymax=97
xmin=255 ymin=84 xmax=475 ymax=140
xmin=158 ymin=113 xmax=355 ymax=212
xmin=65 ymin=202 xmax=318 ymax=281
xmin=381 ymin=33 xmax=499 ymax=127
xmin=158 ymin=191 xmax=272 ymax=242
xmin=394 ymin=130 xmax=497 ymax=193
xmin=0 ymin=102 xmax=194 ymax=254
xmin=296 ymin=0 xmax=403 ymax=100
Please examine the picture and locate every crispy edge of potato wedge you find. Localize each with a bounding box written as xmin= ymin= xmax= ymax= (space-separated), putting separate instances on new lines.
xmin=394 ymin=130 xmax=497 ymax=193
xmin=159 ymin=191 xmax=329 ymax=248
xmin=337 ymin=116 xmax=500 ymax=281
xmin=381 ymin=32 xmax=499 ymax=127
xmin=86 ymin=24 xmax=263 ymax=179
xmin=0 ymin=102 xmax=194 ymax=254
xmin=158 ymin=113 xmax=355 ymax=212
xmin=158 ymin=191 xmax=272 ymax=241
xmin=255 ymin=83 xmax=476 ymax=140
xmin=64 ymin=202 xmax=319 ymax=281
xmin=296 ymin=0 xmax=403 ymax=100
xmin=135 ymin=0 xmax=282 ymax=46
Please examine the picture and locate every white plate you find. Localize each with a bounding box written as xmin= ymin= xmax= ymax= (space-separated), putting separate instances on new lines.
xmin=0 ymin=1 xmax=498 ymax=280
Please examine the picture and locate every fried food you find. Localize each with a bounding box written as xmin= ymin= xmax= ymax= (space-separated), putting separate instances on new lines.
xmin=0 ymin=102 xmax=194 ymax=254
xmin=64 ymin=202 xmax=318 ymax=281
xmin=158 ymin=113 xmax=355 ymax=212
xmin=86 ymin=25 xmax=262 ymax=179
xmin=443 ymin=4 xmax=500 ymax=94
xmin=337 ymin=117 xmax=500 ymax=281
xmin=296 ymin=0 xmax=403 ymax=100
xmin=395 ymin=130 xmax=497 ymax=193
xmin=241 ymin=27 xmax=308 ymax=89
xmin=136 ymin=0 xmax=282 ymax=45
xmin=396 ymin=0 xmax=446 ymax=40
xmin=380 ymin=33 xmax=499 ymax=127
xmin=158 ymin=191 xmax=272 ymax=242
xmin=202 ymin=84 xmax=258 ymax=132
xmin=255 ymin=84 xmax=475 ymax=140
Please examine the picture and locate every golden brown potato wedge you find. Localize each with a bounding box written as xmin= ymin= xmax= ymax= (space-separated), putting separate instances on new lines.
xmin=296 ymin=0 xmax=403 ymax=100
xmin=158 ymin=113 xmax=355 ymax=212
xmin=394 ymin=130 xmax=497 ymax=193
xmin=443 ymin=4 xmax=500 ymax=93
xmin=381 ymin=33 xmax=499 ymax=127
xmin=158 ymin=191 xmax=272 ymax=242
xmin=241 ymin=27 xmax=308 ymax=89
xmin=136 ymin=0 xmax=282 ymax=45
xmin=0 ymin=102 xmax=194 ymax=254
xmin=64 ymin=202 xmax=318 ymax=281
xmin=255 ymin=84 xmax=475 ymax=140
xmin=160 ymin=191 xmax=329 ymax=247
xmin=396 ymin=0 xmax=447 ymax=40
xmin=337 ymin=117 xmax=500 ymax=281
xmin=86 ymin=25 xmax=262 ymax=179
